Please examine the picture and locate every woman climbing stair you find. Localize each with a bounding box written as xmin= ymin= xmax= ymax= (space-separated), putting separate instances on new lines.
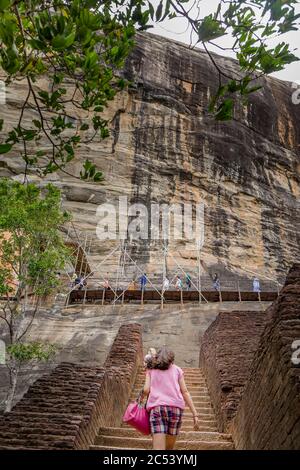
xmin=141 ymin=347 xmax=199 ymax=451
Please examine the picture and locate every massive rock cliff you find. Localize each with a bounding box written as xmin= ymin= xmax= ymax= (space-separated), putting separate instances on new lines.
xmin=1 ymin=32 xmax=299 ymax=284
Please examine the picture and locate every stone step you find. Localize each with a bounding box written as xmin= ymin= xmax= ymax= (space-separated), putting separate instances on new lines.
xmin=181 ymin=420 xmax=217 ymax=429
xmin=131 ymin=386 xmax=209 ymax=395
xmin=129 ymin=398 xmax=212 ymax=407
xmin=123 ymin=420 xmax=216 ymax=432
xmin=183 ymin=408 xmax=214 ymax=415
xmin=126 ymin=404 xmax=214 ymax=416
xmin=134 ymin=381 xmax=207 ymax=387
xmin=136 ymin=371 xmax=205 ymax=376
xmin=97 ymin=427 xmax=231 ymax=442
xmin=91 ymin=436 xmax=234 ymax=450
xmin=122 ymin=422 xmax=218 ymax=430
xmin=128 ymin=398 xmax=213 ymax=408
xmin=91 ymin=367 xmax=234 ymax=451
xmin=132 ymin=384 xmax=208 ymax=390
xmin=180 ymin=426 xmax=218 ymax=432
xmin=136 ymin=368 xmax=203 ymax=373
xmin=136 ymin=372 xmax=205 ymax=378
xmin=90 ymin=445 xmax=142 ymax=451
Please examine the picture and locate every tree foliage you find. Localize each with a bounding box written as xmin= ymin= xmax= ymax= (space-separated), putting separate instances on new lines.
xmin=0 ymin=178 xmax=69 ymax=410
xmin=0 ymin=179 xmax=70 ymax=300
xmin=7 ymin=341 xmax=56 ymax=363
xmin=0 ymin=0 xmax=298 ymax=178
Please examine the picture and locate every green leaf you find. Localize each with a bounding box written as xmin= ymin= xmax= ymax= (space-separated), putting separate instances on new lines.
xmin=0 ymin=0 xmax=10 ymax=12
xmin=156 ymin=1 xmax=163 ymax=22
xmin=100 ymin=127 xmax=109 ymax=139
xmin=52 ymin=30 xmax=76 ymax=51
xmin=198 ymin=15 xmax=226 ymax=42
xmin=215 ymin=99 xmax=234 ymax=121
xmin=0 ymin=143 xmax=12 ymax=154
xmin=0 ymin=119 xmax=3 ymax=131
xmin=7 ymin=342 xmax=56 ymax=363
xmin=22 ymin=129 xmax=37 ymax=141
xmin=93 ymin=171 xmax=104 ymax=182
xmin=148 ymin=2 xmax=155 ymax=20
xmin=32 ymin=120 xmax=41 ymax=129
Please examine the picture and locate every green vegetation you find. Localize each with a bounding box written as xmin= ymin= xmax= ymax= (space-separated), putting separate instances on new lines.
xmin=0 ymin=179 xmax=69 ymax=411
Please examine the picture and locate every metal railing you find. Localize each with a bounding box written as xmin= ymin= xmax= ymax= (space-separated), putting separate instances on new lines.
xmin=59 ymin=223 xmax=284 ymax=307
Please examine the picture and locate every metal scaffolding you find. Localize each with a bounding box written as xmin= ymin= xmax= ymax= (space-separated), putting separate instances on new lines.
xmin=59 ymin=223 xmax=283 ymax=308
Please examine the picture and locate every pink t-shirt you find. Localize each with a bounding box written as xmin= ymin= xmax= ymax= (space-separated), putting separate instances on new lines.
xmin=146 ymin=364 xmax=185 ymax=411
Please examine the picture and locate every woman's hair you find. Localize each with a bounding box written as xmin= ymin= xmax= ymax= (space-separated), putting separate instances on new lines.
xmin=152 ymin=347 xmax=175 ymax=370
xmin=144 ymin=346 xmax=175 ymax=370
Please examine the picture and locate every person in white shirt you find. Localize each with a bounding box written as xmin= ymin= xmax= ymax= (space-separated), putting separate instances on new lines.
xmin=175 ymin=276 xmax=182 ymax=290
xmin=162 ymin=277 xmax=170 ymax=292
xmin=253 ymin=277 xmax=261 ymax=293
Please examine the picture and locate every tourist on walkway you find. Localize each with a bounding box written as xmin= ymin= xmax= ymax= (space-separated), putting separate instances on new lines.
xmin=186 ymin=273 xmax=192 ymax=290
xmin=175 ymin=276 xmax=182 ymax=290
xmin=74 ymin=275 xmax=82 ymax=289
xmin=128 ymin=279 xmax=136 ymax=291
xmin=144 ymin=348 xmax=157 ymax=369
xmin=253 ymin=277 xmax=261 ymax=293
xmin=71 ymin=272 xmax=77 ymax=288
xmin=162 ymin=277 xmax=170 ymax=292
xmin=141 ymin=346 xmax=199 ymax=450
xmin=80 ymin=277 xmax=87 ymax=290
xmin=103 ymin=273 xmax=111 ymax=290
xmin=213 ymin=273 xmax=220 ymax=291
xmin=140 ymin=273 xmax=147 ymax=291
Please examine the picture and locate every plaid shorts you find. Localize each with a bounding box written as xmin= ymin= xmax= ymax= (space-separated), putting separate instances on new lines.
xmin=149 ymin=406 xmax=183 ymax=435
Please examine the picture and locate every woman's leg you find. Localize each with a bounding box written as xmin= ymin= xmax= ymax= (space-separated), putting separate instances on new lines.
xmin=166 ymin=407 xmax=182 ymax=450
xmin=152 ymin=433 xmax=166 ymax=450
xmin=166 ymin=435 xmax=177 ymax=450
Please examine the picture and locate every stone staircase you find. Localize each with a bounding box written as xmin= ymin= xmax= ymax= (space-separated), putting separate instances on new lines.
xmin=90 ymin=367 xmax=234 ymax=450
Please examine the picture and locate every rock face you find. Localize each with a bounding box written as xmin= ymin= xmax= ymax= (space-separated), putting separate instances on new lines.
xmin=1 ymin=32 xmax=299 ymax=284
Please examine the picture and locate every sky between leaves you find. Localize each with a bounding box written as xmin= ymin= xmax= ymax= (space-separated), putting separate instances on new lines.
xmin=150 ymin=0 xmax=300 ymax=84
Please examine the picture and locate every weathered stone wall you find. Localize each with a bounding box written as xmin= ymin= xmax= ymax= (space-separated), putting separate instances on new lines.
xmin=231 ymin=265 xmax=300 ymax=450
xmin=0 ymin=32 xmax=299 ymax=283
xmin=0 ymin=323 xmax=143 ymax=450
xmin=199 ymin=310 xmax=268 ymax=432
xmin=200 ymin=264 xmax=300 ymax=449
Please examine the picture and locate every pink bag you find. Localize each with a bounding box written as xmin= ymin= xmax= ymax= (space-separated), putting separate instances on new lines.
xmin=122 ymin=401 xmax=151 ymax=435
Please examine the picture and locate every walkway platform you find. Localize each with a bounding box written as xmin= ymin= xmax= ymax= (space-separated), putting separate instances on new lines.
xmin=68 ymin=289 xmax=278 ymax=305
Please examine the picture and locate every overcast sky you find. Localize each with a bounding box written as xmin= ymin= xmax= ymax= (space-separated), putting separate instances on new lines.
xmin=149 ymin=0 xmax=300 ymax=83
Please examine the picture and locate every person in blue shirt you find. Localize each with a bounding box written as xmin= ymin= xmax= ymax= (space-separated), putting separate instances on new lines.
xmin=213 ymin=273 xmax=220 ymax=291
xmin=140 ymin=273 xmax=147 ymax=291
xmin=186 ymin=273 xmax=192 ymax=290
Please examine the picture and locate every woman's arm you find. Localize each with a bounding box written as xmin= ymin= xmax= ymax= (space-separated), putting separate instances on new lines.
xmin=141 ymin=371 xmax=151 ymax=398
xmin=179 ymin=376 xmax=199 ymax=430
